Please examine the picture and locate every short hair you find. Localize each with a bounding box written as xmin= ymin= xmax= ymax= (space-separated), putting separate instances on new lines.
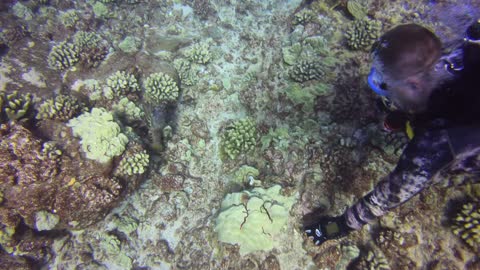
xmin=372 ymin=24 xmax=442 ymax=80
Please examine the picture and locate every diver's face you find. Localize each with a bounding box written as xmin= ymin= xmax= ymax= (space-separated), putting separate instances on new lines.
xmin=387 ymin=75 xmax=432 ymax=113
xmin=368 ymin=67 xmax=432 ymax=114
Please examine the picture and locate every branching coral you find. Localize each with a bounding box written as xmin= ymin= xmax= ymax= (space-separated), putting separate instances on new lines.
xmin=60 ymin=9 xmax=79 ymax=28
xmin=174 ymin=58 xmax=198 ymax=86
xmin=36 ymin=94 xmax=82 ymax=121
xmin=289 ymin=60 xmax=325 ymax=82
xmin=103 ymin=71 xmax=140 ymax=99
xmin=116 ymin=149 xmax=149 ymax=176
xmin=143 ymin=72 xmax=180 ymax=104
xmin=74 ymin=31 xmax=108 ymax=68
xmin=4 ymin=91 xmax=33 ymax=121
xmin=113 ymin=97 xmax=144 ymax=122
xmin=73 ymin=31 xmax=102 ymax=50
xmin=350 ymin=247 xmax=391 ymax=270
xmin=221 ymin=118 xmax=257 ymax=160
xmin=451 ymin=201 xmax=480 ymax=249
xmin=47 ymin=41 xmax=80 ymax=70
xmin=345 ymin=18 xmax=382 ymax=50
xmin=293 ymin=10 xmax=315 ymax=26
xmin=185 ymin=43 xmax=212 ymax=64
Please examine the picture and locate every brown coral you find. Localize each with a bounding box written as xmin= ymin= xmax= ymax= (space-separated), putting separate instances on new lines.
xmin=0 ymin=122 xmax=127 ymax=230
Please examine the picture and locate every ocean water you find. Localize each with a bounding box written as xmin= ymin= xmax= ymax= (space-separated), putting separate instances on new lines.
xmin=0 ymin=0 xmax=479 ymax=269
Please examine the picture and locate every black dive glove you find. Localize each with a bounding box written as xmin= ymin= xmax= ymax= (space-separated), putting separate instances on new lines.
xmin=304 ymin=215 xmax=352 ymax=246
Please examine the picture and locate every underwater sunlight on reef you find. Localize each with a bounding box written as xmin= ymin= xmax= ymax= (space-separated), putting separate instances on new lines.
xmin=0 ymin=0 xmax=479 ymax=269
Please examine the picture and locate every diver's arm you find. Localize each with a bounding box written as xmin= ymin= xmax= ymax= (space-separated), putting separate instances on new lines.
xmin=344 ymin=128 xmax=454 ymax=229
xmin=305 ymin=128 xmax=454 ymax=245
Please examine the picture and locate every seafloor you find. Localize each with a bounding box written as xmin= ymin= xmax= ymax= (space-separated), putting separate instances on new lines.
xmin=0 ymin=0 xmax=479 ymax=269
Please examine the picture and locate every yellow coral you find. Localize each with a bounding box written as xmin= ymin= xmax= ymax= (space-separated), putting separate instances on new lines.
xmin=451 ymin=201 xmax=480 ymax=249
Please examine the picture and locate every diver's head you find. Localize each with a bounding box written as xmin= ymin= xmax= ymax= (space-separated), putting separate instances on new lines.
xmin=368 ymin=24 xmax=453 ymax=113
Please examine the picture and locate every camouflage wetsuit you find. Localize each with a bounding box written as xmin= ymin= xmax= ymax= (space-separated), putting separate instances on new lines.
xmin=344 ymin=42 xmax=480 ymax=230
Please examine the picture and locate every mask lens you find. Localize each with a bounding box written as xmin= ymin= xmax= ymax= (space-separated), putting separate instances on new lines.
xmin=368 ymin=68 xmax=390 ymax=97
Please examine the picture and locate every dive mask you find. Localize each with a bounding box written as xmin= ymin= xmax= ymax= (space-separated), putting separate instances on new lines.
xmin=368 ymin=67 xmax=399 ymax=111
xmin=368 ymin=68 xmax=389 ymax=97
xmin=465 ymin=19 xmax=480 ymax=45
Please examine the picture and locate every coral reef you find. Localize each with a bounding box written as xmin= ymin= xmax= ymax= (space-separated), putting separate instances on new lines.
xmin=3 ymin=91 xmax=33 ymax=121
xmin=289 ymin=60 xmax=325 ymax=82
xmin=1 ymin=0 xmax=477 ymax=269
xmin=0 ymin=121 xmax=133 ymax=266
xmin=112 ymin=97 xmax=144 ymax=122
xmin=345 ymin=18 xmax=382 ymax=50
xmin=73 ymin=31 xmax=102 ymax=51
xmin=350 ymin=247 xmax=391 ymax=270
xmin=221 ymin=118 xmax=257 ymax=160
xmin=374 ymin=228 xmax=418 ymax=269
xmin=230 ymin=165 xmax=261 ymax=188
xmin=174 ymin=58 xmax=199 ymax=86
xmin=118 ymin=36 xmax=142 ymax=54
xmin=103 ymin=71 xmax=140 ymax=99
xmin=451 ymin=201 xmax=480 ymax=249
xmin=60 ymin=9 xmax=79 ymax=28
xmin=185 ymin=43 xmax=212 ymax=64
xmin=36 ymin=94 xmax=82 ymax=121
xmin=116 ymin=148 xmax=150 ymax=176
xmin=74 ymin=31 xmax=109 ymax=68
xmin=281 ymin=82 xmax=332 ymax=112
xmin=347 ymin=0 xmax=368 ymax=20
xmin=293 ymin=10 xmax=315 ymax=26
xmin=143 ymin=72 xmax=180 ymax=104
xmin=67 ymin=108 xmax=129 ymax=163
xmin=215 ymin=185 xmax=297 ymax=255
xmin=47 ymin=41 xmax=80 ymax=70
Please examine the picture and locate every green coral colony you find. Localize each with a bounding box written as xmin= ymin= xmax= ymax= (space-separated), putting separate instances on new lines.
xmin=452 ymin=201 xmax=480 ymax=248
xmin=221 ymin=118 xmax=257 ymax=160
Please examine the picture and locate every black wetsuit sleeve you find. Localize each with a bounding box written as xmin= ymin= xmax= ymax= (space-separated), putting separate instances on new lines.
xmin=344 ymin=128 xmax=455 ymax=230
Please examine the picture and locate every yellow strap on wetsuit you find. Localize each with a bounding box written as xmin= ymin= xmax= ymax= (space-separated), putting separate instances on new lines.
xmin=405 ymin=120 xmax=414 ymax=140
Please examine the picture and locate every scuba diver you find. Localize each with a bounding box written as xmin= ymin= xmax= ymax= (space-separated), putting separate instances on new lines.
xmin=304 ymin=21 xmax=480 ymax=246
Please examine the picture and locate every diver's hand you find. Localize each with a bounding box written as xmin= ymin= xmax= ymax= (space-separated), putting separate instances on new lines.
xmin=304 ymin=215 xmax=351 ymax=246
